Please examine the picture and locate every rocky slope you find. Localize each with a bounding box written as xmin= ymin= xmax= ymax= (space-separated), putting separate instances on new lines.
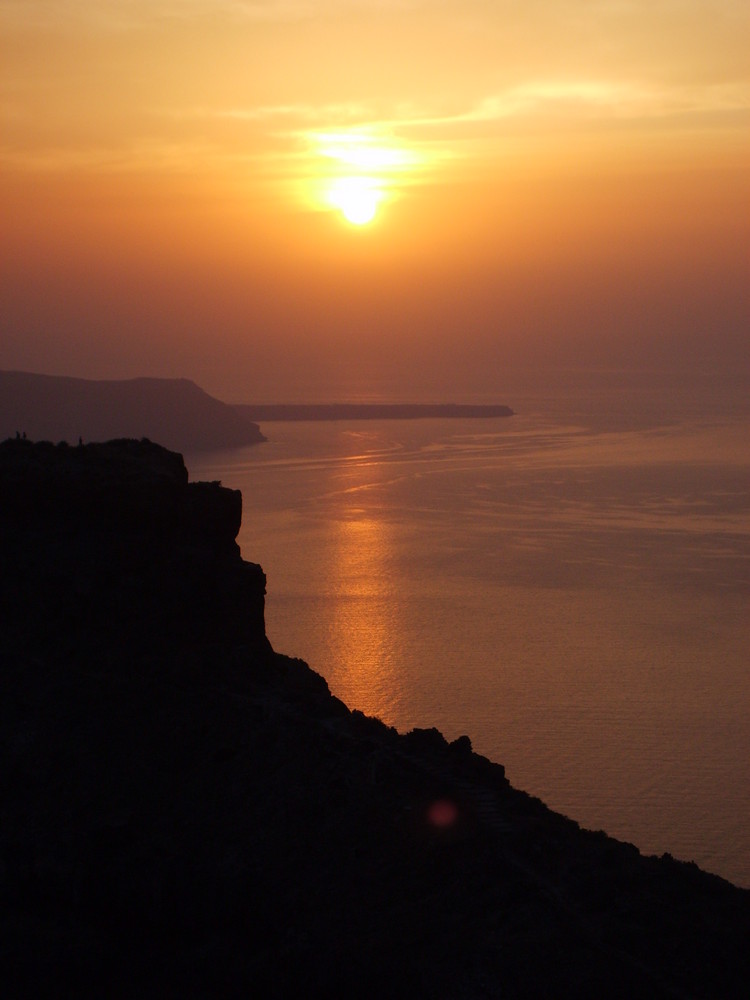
xmin=1 ymin=438 xmax=748 ymax=998
xmin=0 ymin=371 xmax=265 ymax=452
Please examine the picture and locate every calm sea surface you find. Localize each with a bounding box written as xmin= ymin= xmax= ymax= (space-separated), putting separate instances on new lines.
xmin=188 ymin=371 xmax=750 ymax=887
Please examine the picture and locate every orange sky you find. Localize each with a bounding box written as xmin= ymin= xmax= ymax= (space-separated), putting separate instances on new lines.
xmin=1 ymin=1 xmax=748 ymax=400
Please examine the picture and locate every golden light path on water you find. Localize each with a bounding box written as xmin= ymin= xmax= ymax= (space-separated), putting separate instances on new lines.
xmin=326 ymin=516 xmax=401 ymax=720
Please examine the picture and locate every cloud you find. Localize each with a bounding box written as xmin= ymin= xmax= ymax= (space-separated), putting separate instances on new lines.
xmin=390 ymin=79 xmax=750 ymax=144
xmin=2 ymin=2 xmax=746 ymax=182
xmin=159 ymin=76 xmax=750 ymax=137
xmin=0 ymin=0 xmax=423 ymax=31
xmin=170 ymin=102 xmax=371 ymax=124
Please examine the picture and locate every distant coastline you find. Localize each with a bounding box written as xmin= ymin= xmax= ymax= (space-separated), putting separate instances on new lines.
xmin=0 ymin=370 xmax=265 ymax=452
xmin=235 ymin=402 xmax=514 ymax=421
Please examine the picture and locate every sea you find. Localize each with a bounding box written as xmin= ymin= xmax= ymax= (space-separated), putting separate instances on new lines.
xmin=187 ymin=368 xmax=750 ymax=888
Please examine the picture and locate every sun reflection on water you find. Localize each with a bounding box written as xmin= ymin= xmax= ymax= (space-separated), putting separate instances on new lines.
xmin=325 ymin=515 xmax=401 ymax=723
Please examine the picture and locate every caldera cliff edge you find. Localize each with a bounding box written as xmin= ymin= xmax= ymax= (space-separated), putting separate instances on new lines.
xmin=1 ymin=437 xmax=748 ymax=999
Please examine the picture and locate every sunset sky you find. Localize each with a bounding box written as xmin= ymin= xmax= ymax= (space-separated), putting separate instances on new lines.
xmin=2 ymin=1 xmax=748 ymax=401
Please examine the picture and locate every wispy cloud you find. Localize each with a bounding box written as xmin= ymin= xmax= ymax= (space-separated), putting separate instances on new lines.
xmin=162 ymin=77 xmax=750 ymax=136
xmin=470 ymin=79 xmax=750 ymax=124
xmin=3 ymin=0 xmax=746 ymax=182
xmin=0 ymin=0 xmax=424 ymax=30
xmin=8 ymin=72 xmax=744 ymax=176
xmin=388 ymin=79 xmax=750 ymax=143
xmin=166 ymin=102 xmax=371 ymax=124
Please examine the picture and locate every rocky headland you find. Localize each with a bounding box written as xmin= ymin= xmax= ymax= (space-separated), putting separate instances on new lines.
xmin=1 ymin=437 xmax=748 ymax=998
xmin=0 ymin=371 xmax=265 ymax=452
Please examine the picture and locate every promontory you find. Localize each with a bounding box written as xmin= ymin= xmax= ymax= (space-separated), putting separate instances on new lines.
xmin=1 ymin=437 xmax=747 ymax=998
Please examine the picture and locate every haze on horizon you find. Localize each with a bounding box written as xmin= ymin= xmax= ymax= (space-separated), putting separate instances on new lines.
xmin=1 ymin=1 xmax=748 ymax=402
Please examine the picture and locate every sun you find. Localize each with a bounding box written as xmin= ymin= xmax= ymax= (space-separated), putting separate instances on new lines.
xmin=303 ymin=129 xmax=427 ymax=226
xmin=340 ymin=190 xmax=377 ymax=225
xmin=328 ymin=177 xmax=381 ymax=226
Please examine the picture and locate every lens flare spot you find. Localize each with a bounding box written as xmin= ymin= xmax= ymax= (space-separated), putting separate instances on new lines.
xmin=427 ymin=799 xmax=459 ymax=828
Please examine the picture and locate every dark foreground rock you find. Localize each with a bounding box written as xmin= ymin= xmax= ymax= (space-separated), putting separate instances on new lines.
xmin=1 ymin=438 xmax=748 ymax=998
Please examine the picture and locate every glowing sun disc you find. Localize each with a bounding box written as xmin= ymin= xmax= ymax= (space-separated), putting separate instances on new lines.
xmin=329 ymin=177 xmax=380 ymax=226
xmin=342 ymin=193 xmax=377 ymax=225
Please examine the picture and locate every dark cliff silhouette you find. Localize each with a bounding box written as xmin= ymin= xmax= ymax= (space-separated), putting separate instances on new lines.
xmin=0 ymin=371 xmax=265 ymax=452
xmin=1 ymin=437 xmax=748 ymax=998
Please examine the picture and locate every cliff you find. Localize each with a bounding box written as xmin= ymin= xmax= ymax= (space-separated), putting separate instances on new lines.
xmin=2 ymin=438 xmax=748 ymax=998
xmin=0 ymin=371 xmax=266 ymax=452
xmin=0 ymin=437 xmax=268 ymax=651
